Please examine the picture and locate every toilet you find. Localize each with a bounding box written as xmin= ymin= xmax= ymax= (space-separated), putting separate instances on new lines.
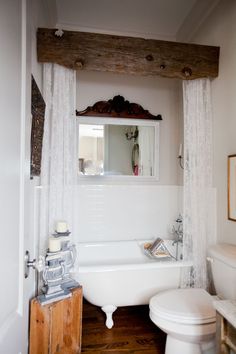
xmin=149 ymin=243 xmax=236 ymax=354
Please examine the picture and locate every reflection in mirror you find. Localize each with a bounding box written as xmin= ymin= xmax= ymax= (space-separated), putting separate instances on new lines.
xmin=79 ymin=124 xmax=104 ymax=175
xmin=78 ymin=122 xmax=157 ymax=177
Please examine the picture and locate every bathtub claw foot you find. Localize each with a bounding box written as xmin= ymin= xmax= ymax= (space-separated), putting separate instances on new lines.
xmin=101 ymin=305 xmax=117 ymax=329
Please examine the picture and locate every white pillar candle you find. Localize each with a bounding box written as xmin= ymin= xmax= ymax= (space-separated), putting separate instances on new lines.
xmin=178 ymin=143 xmax=183 ymax=157
xmin=56 ymin=221 xmax=68 ymax=233
xmin=49 ymin=237 xmax=61 ymax=252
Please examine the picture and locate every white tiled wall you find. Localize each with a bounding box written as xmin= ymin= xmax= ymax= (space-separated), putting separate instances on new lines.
xmin=76 ymin=185 xmax=182 ymax=242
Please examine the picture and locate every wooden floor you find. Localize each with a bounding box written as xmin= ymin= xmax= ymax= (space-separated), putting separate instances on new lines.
xmin=82 ymin=300 xmax=166 ymax=354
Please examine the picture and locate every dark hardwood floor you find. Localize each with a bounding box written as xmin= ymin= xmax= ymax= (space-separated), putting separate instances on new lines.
xmin=82 ymin=300 xmax=166 ymax=353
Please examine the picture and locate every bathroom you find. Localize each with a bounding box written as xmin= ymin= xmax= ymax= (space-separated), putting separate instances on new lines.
xmin=1 ymin=0 xmax=236 ymax=353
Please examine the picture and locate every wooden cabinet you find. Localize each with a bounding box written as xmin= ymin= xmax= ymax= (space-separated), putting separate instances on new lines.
xmin=29 ymin=286 xmax=82 ymax=354
xmin=216 ymin=312 xmax=236 ymax=354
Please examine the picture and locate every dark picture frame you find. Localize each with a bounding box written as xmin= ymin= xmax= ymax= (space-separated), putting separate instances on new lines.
xmin=30 ymin=75 xmax=46 ymax=177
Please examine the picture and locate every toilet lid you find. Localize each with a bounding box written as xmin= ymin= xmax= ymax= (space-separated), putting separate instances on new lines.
xmin=150 ymin=289 xmax=216 ymax=325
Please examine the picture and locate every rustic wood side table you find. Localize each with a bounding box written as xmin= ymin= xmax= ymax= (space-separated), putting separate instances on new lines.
xmin=214 ymin=300 xmax=236 ymax=354
xmin=29 ymin=286 xmax=82 ymax=354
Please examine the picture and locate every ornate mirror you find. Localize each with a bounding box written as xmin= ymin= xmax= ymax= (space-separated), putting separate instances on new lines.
xmin=76 ymin=95 xmax=162 ymax=179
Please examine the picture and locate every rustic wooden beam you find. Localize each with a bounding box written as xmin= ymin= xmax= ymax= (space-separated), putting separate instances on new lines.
xmin=37 ymin=28 xmax=220 ymax=80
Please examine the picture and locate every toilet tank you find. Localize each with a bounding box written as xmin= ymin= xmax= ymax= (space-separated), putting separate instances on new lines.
xmin=208 ymin=243 xmax=236 ymax=300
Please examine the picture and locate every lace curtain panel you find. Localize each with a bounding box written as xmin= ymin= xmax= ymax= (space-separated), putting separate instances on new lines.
xmin=39 ymin=63 xmax=77 ymax=255
xmin=182 ymin=78 xmax=214 ymax=290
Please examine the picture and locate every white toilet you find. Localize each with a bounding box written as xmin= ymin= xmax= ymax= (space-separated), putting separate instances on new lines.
xmin=149 ymin=243 xmax=236 ymax=354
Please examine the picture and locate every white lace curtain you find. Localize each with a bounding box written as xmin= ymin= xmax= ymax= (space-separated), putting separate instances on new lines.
xmin=39 ymin=63 xmax=77 ymax=255
xmin=182 ymin=78 xmax=214 ymax=290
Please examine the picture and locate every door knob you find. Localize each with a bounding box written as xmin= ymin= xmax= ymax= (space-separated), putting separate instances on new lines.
xmin=24 ymin=250 xmax=36 ymax=278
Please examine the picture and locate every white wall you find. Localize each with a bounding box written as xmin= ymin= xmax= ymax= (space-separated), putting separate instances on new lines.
xmin=30 ymin=0 xmax=55 ymax=91
xmin=191 ymin=0 xmax=236 ymax=244
xmin=76 ymin=71 xmax=183 ymax=242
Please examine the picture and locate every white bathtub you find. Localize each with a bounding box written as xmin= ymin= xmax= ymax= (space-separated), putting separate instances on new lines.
xmin=76 ymin=239 xmax=192 ymax=328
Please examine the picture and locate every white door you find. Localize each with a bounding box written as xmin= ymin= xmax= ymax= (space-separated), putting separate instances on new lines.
xmin=0 ymin=0 xmax=34 ymax=353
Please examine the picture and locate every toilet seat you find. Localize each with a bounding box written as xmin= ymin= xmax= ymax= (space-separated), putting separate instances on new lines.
xmin=150 ymin=288 xmax=216 ymax=325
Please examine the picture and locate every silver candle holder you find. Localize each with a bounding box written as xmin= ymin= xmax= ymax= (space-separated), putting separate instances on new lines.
xmin=38 ymin=228 xmax=79 ymax=305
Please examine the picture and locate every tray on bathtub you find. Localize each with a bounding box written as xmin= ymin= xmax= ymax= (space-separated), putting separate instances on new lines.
xmin=142 ymin=242 xmax=175 ymax=261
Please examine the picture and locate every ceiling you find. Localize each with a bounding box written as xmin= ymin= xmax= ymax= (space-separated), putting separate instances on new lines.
xmin=45 ymin=0 xmax=220 ymax=42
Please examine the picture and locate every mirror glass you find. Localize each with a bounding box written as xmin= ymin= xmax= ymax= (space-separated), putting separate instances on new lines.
xmin=78 ymin=118 xmax=159 ymax=178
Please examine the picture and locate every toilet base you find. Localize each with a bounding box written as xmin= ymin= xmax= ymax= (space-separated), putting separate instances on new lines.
xmin=165 ymin=335 xmax=216 ymax=354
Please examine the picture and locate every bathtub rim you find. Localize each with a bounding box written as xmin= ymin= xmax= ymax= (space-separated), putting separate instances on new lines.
xmin=76 ymin=238 xmax=192 ymax=273
xmin=77 ymin=260 xmax=193 ymax=273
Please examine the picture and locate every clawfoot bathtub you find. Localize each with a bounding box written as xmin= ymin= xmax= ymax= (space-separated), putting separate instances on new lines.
xmin=76 ymin=239 xmax=191 ymax=328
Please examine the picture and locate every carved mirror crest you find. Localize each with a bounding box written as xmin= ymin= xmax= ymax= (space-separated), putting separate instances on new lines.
xmin=76 ymin=95 xmax=162 ymax=120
